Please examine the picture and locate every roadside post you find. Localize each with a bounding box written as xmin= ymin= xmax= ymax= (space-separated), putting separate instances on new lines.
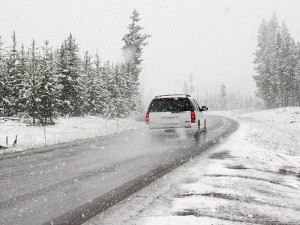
xmin=44 ymin=124 xmax=47 ymax=144
xmin=106 ymin=118 xmax=108 ymax=135
xmin=117 ymin=117 xmax=119 ymax=133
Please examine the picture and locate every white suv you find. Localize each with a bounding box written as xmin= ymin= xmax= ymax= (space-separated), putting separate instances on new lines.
xmin=145 ymin=94 xmax=208 ymax=133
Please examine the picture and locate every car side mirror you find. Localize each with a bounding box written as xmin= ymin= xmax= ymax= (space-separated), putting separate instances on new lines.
xmin=201 ymin=106 xmax=208 ymax=111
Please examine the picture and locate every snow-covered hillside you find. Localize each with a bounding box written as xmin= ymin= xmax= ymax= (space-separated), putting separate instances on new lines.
xmin=0 ymin=116 xmax=144 ymax=155
xmin=85 ymin=107 xmax=300 ymax=225
xmin=240 ymin=107 xmax=300 ymax=156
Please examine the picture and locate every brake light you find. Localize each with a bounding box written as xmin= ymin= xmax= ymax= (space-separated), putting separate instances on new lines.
xmin=145 ymin=113 xmax=149 ymax=124
xmin=191 ymin=111 xmax=195 ymax=123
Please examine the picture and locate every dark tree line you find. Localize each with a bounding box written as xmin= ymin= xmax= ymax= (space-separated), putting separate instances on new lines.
xmin=0 ymin=9 xmax=149 ymax=125
xmin=254 ymin=13 xmax=300 ymax=108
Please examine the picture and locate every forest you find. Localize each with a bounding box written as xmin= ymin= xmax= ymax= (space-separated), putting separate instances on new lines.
xmin=0 ymin=9 xmax=150 ymax=125
xmin=254 ymin=13 xmax=300 ymax=108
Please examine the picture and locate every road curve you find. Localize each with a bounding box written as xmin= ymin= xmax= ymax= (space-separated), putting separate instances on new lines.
xmin=0 ymin=116 xmax=238 ymax=225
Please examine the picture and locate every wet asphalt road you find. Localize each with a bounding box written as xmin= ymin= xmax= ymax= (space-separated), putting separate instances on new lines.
xmin=0 ymin=116 xmax=237 ymax=225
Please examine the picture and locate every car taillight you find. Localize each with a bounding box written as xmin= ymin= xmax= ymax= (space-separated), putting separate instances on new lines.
xmin=145 ymin=113 xmax=149 ymax=124
xmin=191 ymin=111 xmax=195 ymax=123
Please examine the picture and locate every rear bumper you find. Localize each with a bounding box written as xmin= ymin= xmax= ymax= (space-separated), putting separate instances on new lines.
xmin=149 ymin=123 xmax=197 ymax=130
xmin=149 ymin=125 xmax=190 ymax=129
xmin=148 ymin=126 xmax=198 ymax=137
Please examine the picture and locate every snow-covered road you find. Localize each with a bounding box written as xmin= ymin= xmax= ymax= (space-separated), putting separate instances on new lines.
xmin=0 ymin=115 xmax=236 ymax=225
xmin=85 ymin=108 xmax=300 ymax=225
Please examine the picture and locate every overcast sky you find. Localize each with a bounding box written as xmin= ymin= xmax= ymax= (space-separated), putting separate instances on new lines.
xmin=1 ymin=0 xmax=300 ymax=101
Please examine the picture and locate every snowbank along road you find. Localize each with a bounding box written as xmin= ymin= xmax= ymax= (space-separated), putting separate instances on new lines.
xmin=0 ymin=115 xmax=237 ymax=225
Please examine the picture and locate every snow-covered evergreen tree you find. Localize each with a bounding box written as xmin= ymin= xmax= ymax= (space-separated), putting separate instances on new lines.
xmin=295 ymin=44 xmax=300 ymax=106
xmin=0 ymin=37 xmax=7 ymax=116
xmin=55 ymin=44 xmax=68 ymax=115
xmin=102 ymin=61 xmax=117 ymax=118
xmin=82 ymin=51 xmax=98 ymax=115
xmin=38 ymin=41 xmax=59 ymax=124
xmin=25 ymin=40 xmax=40 ymax=125
xmin=119 ymin=63 xmax=131 ymax=117
xmin=16 ymin=44 xmax=29 ymax=115
xmin=113 ymin=63 xmax=128 ymax=117
xmin=94 ymin=52 xmax=109 ymax=116
xmin=5 ymin=31 xmax=19 ymax=116
xmin=253 ymin=19 xmax=269 ymax=107
xmin=274 ymin=31 xmax=284 ymax=107
xmin=122 ymin=9 xmax=150 ymax=113
xmin=280 ymin=22 xmax=297 ymax=106
xmin=254 ymin=14 xmax=280 ymax=108
xmin=56 ymin=34 xmax=84 ymax=116
xmin=65 ymin=34 xmax=85 ymax=116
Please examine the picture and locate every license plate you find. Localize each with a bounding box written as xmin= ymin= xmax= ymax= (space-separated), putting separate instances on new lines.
xmin=162 ymin=118 xmax=177 ymax=123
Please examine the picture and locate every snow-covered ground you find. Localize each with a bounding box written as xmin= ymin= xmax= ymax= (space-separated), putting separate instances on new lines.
xmin=240 ymin=107 xmax=300 ymax=156
xmin=85 ymin=107 xmax=300 ymax=225
xmin=0 ymin=116 xmax=144 ymax=154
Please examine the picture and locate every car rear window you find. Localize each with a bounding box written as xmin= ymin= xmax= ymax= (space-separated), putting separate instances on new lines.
xmin=148 ymin=98 xmax=193 ymax=112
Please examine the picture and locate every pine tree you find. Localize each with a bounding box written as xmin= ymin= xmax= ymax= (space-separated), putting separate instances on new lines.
xmin=122 ymin=9 xmax=150 ymax=113
xmin=94 ymin=52 xmax=109 ymax=116
xmin=103 ymin=61 xmax=117 ymax=118
xmin=83 ymin=51 xmax=98 ymax=115
xmin=113 ymin=63 xmax=128 ymax=117
xmin=266 ymin=14 xmax=280 ymax=108
xmin=5 ymin=31 xmax=19 ymax=116
xmin=280 ymin=22 xmax=297 ymax=106
xmin=0 ymin=36 xmax=7 ymax=116
xmin=16 ymin=44 xmax=29 ymax=115
xmin=254 ymin=14 xmax=280 ymax=108
xmin=253 ymin=19 xmax=269 ymax=107
xmin=119 ymin=63 xmax=131 ymax=116
xmin=64 ymin=34 xmax=85 ymax=116
xmin=25 ymin=40 xmax=40 ymax=125
xmin=56 ymin=34 xmax=84 ymax=116
xmin=38 ymin=41 xmax=59 ymax=124
xmin=295 ymin=43 xmax=300 ymax=106
xmin=56 ymin=44 xmax=68 ymax=115
xmin=274 ymin=31 xmax=284 ymax=107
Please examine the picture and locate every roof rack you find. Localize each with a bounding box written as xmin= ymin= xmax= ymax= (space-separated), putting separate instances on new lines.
xmin=155 ymin=94 xmax=191 ymax=98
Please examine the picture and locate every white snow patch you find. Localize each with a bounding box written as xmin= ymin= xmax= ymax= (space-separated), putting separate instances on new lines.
xmin=239 ymin=107 xmax=300 ymax=156
xmin=0 ymin=116 xmax=145 ymax=154
xmin=207 ymin=107 xmax=300 ymax=156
